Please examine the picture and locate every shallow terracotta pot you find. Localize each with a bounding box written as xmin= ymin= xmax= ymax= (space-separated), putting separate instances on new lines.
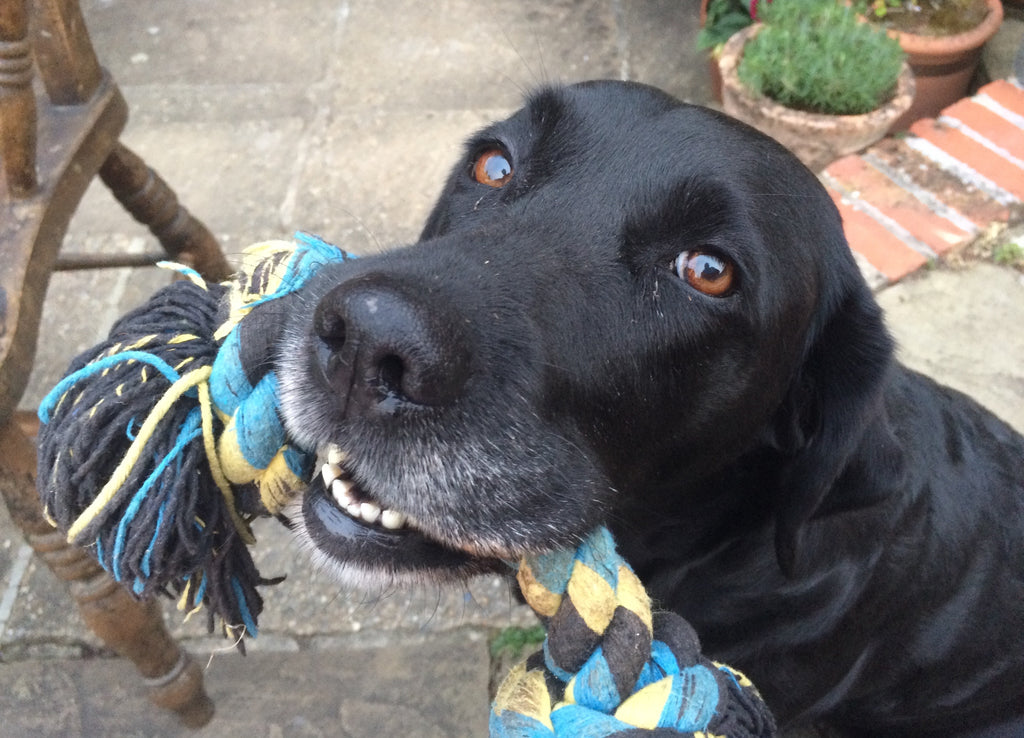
xmin=887 ymin=0 xmax=1003 ymax=130
xmin=707 ymin=53 xmax=724 ymax=105
xmin=718 ymin=25 xmax=915 ymax=172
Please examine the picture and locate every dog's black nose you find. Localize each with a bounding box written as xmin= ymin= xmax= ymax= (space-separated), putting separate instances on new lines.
xmin=312 ymin=274 xmax=472 ymax=415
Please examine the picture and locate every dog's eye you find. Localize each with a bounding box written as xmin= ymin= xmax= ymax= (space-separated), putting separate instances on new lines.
xmin=674 ymin=251 xmax=735 ymax=297
xmin=472 ymin=148 xmax=513 ymax=188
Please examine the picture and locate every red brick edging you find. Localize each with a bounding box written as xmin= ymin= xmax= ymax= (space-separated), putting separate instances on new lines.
xmin=822 ymin=79 xmax=1024 ymax=286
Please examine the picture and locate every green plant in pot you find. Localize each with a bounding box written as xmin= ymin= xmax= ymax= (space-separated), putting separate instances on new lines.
xmin=718 ymin=0 xmax=914 ymax=171
xmin=739 ymin=0 xmax=905 ymax=115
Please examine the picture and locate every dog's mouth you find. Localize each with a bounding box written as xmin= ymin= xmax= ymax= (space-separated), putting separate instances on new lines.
xmin=285 ymin=443 xmax=507 ymax=587
xmin=317 ymin=446 xmax=415 ymax=532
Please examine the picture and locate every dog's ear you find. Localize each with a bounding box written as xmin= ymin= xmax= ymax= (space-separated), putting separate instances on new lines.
xmin=768 ymin=281 xmax=897 ymax=575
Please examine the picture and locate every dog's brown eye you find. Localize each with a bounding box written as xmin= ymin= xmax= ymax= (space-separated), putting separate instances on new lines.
xmin=674 ymin=251 xmax=735 ymax=297
xmin=472 ymin=149 xmax=513 ymax=188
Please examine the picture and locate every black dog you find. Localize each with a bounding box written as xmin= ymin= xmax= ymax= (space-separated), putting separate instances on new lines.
xmin=278 ymin=81 xmax=1024 ymax=736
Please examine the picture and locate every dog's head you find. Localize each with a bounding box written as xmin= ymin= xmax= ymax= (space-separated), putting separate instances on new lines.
xmin=278 ymin=81 xmax=892 ymax=587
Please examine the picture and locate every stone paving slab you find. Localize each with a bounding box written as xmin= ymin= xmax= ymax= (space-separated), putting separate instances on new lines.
xmin=288 ymin=108 xmax=505 ymax=248
xmin=0 ymin=630 xmax=491 ymax=737
xmin=877 ymin=261 xmax=1024 ymax=434
xmin=0 ymin=504 xmax=537 ymax=662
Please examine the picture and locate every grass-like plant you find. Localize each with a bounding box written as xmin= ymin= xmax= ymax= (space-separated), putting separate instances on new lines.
xmin=993 ymin=241 xmax=1024 ymax=268
xmin=738 ymin=0 xmax=905 ymax=116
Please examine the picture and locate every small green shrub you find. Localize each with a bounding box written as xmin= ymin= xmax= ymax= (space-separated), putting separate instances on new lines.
xmin=489 ymin=625 xmax=546 ymax=659
xmin=698 ymin=0 xmax=755 ymax=51
xmin=738 ymin=0 xmax=905 ymax=115
xmin=993 ymin=241 xmax=1024 ymax=267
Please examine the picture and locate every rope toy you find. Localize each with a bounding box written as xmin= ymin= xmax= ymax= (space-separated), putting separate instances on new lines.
xmin=493 ymin=527 xmax=776 ymax=737
xmin=36 ymin=233 xmax=351 ymax=640
xmin=36 ymin=233 xmax=777 ymax=734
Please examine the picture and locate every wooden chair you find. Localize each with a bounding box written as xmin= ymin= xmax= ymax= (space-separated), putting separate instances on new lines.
xmin=1 ymin=0 xmax=232 ymax=728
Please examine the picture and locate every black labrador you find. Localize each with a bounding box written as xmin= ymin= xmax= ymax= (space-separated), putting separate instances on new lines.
xmin=277 ymin=81 xmax=1024 ymax=736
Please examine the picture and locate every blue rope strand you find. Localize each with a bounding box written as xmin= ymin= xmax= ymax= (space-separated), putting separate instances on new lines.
xmin=195 ymin=574 xmax=207 ymax=602
xmin=140 ymin=497 xmax=172 ymax=581
xmin=95 ymin=536 xmax=107 ymax=572
xmin=231 ymin=577 xmax=258 ymax=637
xmin=38 ymin=351 xmax=182 ymax=423
xmin=111 ymin=409 xmax=203 ymax=581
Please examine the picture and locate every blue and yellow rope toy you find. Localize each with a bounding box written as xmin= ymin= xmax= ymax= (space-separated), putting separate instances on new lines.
xmin=494 ymin=527 xmax=774 ymax=737
xmin=36 ymin=233 xmax=351 ymax=641
xmin=36 ymin=234 xmax=775 ymax=735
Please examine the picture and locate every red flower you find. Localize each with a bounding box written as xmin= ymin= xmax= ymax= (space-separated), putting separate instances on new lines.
xmin=749 ymin=0 xmax=772 ymax=20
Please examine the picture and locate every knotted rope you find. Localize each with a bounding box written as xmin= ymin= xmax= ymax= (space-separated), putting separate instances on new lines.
xmin=36 ymin=233 xmax=351 ymax=640
xmin=492 ymin=527 xmax=776 ymax=737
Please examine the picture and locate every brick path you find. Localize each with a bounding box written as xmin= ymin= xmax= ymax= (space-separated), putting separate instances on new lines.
xmin=823 ymin=79 xmax=1024 ymax=286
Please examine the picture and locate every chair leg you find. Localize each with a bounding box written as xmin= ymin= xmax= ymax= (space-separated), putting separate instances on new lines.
xmin=0 ymin=0 xmax=38 ymax=196
xmin=0 ymin=419 xmax=215 ymax=729
xmin=99 ymin=141 xmax=232 ymax=281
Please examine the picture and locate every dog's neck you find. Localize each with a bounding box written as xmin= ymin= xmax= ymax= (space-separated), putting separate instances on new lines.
xmin=609 ymin=389 xmax=909 ymax=587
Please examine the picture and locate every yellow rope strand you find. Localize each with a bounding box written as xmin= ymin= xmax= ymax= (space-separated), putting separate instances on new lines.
xmin=197 ymin=380 xmax=256 ymax=544
xmin=66 ymin=366 xmax=213 ymax=543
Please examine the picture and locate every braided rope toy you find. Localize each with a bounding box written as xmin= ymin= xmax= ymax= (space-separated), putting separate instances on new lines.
xmin=36 ymin=235 xmax=776 ymax=734
xmin=494 ymin=527 xmax=775 ymax=737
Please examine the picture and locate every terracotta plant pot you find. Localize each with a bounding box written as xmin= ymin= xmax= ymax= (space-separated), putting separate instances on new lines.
xmin=718 ymin=25 xmax=915 ymax=172
xmin=885 ymin=0 xmax=1003 ymax=130
xmin=700 ymin=0 xmax=725 ymax=103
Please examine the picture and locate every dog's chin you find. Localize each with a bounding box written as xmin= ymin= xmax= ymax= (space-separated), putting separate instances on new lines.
xmin=282 ymin=474 xmax=507 ymax=590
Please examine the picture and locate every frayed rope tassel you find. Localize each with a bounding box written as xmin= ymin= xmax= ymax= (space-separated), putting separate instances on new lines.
xmin=492 ymin=527 xmax=777 ymax=737
xmin=36 ymin=233 xmax=351 ymax=643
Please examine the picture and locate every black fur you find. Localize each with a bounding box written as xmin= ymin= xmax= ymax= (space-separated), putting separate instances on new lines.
xmin=278 ymin=81 xmax=1024 ymax=735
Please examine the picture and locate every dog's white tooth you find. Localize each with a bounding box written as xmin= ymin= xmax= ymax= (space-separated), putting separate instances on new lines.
xmin=321 ymin=462 xmax=342 ymax=487
xmin=380 ymin=509 xmax=406 ymax=530
xmin=326 ymin=445 xmax=347 ymax=466
xmin=346 ymin=500 xmax=363 ymax=518
xmin=331 ymin=478 xmax=355 ymax=507
xmin=359 ymin=501 xmax=382 ymax=524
